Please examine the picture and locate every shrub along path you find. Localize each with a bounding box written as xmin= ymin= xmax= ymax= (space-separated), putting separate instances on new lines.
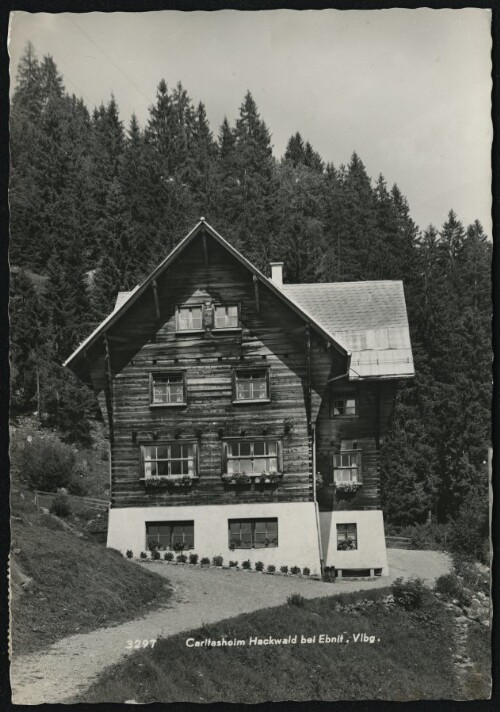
xmin=10 ymin=549 xmax=450 ymax=705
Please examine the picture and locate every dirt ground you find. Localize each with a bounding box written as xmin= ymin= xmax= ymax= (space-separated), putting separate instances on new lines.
xmin=10 ymin=549 xmax=451 ymax=705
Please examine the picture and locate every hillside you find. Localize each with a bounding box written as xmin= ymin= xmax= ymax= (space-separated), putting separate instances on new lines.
xmin=10 ymin=505 xmax=172 ymax=655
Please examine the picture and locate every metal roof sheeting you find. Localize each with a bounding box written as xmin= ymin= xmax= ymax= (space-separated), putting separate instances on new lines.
xmin=283 ymin=281 xmax=414 ymax=380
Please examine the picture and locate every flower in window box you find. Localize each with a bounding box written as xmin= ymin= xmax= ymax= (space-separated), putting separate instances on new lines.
xmin=315 ymin=471 xmax=324 ymax=490
xmin=337 ymin=539 xmax=357 ymax=551
xmin=175 ymin=475 xmax=193 ymax=488
xmin=144 ymin=476 xmax=170 ymax=489
xmin=233 ymin=473 xmax=251 ymax=486
xmin=334 ymin=481 xmax=361 ymax=499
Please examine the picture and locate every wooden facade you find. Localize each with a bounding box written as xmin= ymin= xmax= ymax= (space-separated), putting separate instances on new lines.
xmin=68 ymin=223 xmax=404 ymax=519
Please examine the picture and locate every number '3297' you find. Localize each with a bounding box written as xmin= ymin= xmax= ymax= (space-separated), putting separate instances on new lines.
xmin=126 ymin=639 xmax=157 ymax=649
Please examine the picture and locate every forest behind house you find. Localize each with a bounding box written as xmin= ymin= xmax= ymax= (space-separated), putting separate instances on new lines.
xmin=9 ymin=46 xmax=491 ymax=547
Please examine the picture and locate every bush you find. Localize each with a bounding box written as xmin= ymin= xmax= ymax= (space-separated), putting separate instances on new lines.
xmin=151 ymin=550 xmax=161 ymax=561
xmin=303 ymin=567 xmax=310 ymax=576
xmin=290 ymin=566 xmax=301 ymax=575
xmin=189 ymin=553 xmax=199 ymax=565
xmin=20 ymin=437 xmax=75 ymax=491
xmin=212 ymin=555 xmax=223 ymax=567
xmin=287 ymin=593 xmax=306 ymax=607
xmin=164 ymin=551 xmax=174 ymax=561
xmin=267 ymin=564 xmax=276 ymax=573
xmin=399 ymin=522 xmax=450 ymax=551
xmin=242 ymin=560 xmax=252 ymax=570
xmin=229 ymin=560 xmax=238 ymax=567
xmin=200 ymin=557 xmax=210 ymax=565
xmin=453 ymin=555 xmax=489 ymax=595
xmin=49 ymin=493 xmax=71 ymax=518
xmin=67 ymin=467 xmax=88 ymax=496
xmin=448 ymin=497 xmax=489 ymax=564
xmin=280 ymin=565 xmax=289 ymax=574
xmin=126 ymin=550 xmax=133 ymax=559
xmin=147 ymin=538 xmax=162 ymax=551
xmin=392 ymin=576 xmax=430 ymax=610
xmin=255 ymin=561 xmax=264 ymax=571
xmin=140 ymin=552 xmax=147 ymax=559
xmin=435 ymin=573 xmax=472 ymax=606
xmin=176 ymin=553 xmax=187 ymax=563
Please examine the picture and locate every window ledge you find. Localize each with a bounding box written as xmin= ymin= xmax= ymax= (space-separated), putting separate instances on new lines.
xmin=213 ymin=327 xmax=242 ymax=333
xmin=232 ymin=398 xmax=271 ymax=405
xmin=175 ymin=329 xmax=205 ymax=335
xmin=222 ymin=474 xmax=282 ymax=485
xmin=141 ymin=476 xmax=199 ymax=487
xmin=149 ymin=402 xmax=187 ymax=408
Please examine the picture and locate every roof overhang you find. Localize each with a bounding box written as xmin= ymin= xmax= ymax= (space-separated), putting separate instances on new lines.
xmin=64 ymin=219 xmax=350 ymax=377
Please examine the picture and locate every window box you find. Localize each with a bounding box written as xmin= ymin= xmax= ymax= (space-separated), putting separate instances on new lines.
xmin=141 ymin=474 xmax=198 ymax=489
xmin=228 ymin=518 xmax=278 ymax=549
xmin=149 ymin=372 xmax=187 ymax=407
xmin=232 ymin=368 xmax=270 ymax=403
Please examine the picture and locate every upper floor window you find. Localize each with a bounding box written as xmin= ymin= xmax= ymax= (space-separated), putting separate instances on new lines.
xmin=177 ymin=305 xmax=203 ymax=332
xmin=150 ymin=372 xmax=186 ymax=406
xmin=333 ymin=450 xmax=362 ymax=483
xmin=224 ymin=440 xmax=281 ymax=476
xmin=214 ymin=304 xmax=239 ymax=329
xmin=142 ymin=443 xmax=197 ymax=478
xmin=330 ymin=386 xmax=357 ymax=417
xmin=233 ymin=368 xmax=270 ymax=402
xmin=176 ymin=303 xmax=240 ymax=332
xmin=337 ymin=523 xmax=357 ymax=550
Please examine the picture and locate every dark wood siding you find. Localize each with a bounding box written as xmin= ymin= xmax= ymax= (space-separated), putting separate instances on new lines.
xmin=315 ymin=379 xmax=397 ymax=511
xmin=108 ymin=236 xmax=341 ymax=509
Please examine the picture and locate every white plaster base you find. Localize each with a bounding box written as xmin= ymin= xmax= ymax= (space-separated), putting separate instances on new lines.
xmin=319 ymin=510 xmax=389 ymax=576
xmin=107 ymin=501 xmax=322 ymax=575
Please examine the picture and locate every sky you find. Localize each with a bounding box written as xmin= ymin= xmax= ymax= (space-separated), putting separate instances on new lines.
xmin=8 ymin=9 xmax=492 ymax=235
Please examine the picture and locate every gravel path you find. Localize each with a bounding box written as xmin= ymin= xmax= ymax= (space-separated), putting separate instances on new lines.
xmin=10 ymin=549 xmax=450 ymax=705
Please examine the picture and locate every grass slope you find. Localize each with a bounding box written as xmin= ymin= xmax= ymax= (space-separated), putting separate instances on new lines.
xmin=11 ymin=515 xmax=171 ymax=655
xmin=76 ymin=589 xmax=457 ymax=703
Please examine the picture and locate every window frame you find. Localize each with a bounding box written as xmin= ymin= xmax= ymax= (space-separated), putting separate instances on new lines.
xmin=330 ymin=384 xmax=358 ymax=418
xmin=228 ymin=518 xmax=279 ymax=549
xmin=146 ymin=520 xmax=195 ymax=551
xmin=149 ymin=371 xmax=187 ymax=408
xmin=336 ymin=523 xmax=358 ymax=551
xmin=140 ymin=441 xmax=199 ymax=480
xmin=175 ymin=304 xmax=204 ymax=333
xmin=175 ymin=303 xmax=241 ymax=334
xmin=232 ymin=367 xmax=271 ymax=404
xmin=213 ymin=303 xmax=241 ymax=331
xmin=333 ymin=449 xmax=362 ymax=483
xmin=222 ymin=438 xmax=283 ymax=478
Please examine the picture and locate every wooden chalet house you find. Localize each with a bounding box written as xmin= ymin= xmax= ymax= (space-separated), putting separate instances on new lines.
xmin=65 ymin=219 xmax=414 ymax=577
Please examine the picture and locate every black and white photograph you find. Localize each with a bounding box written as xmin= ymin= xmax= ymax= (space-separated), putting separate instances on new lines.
xmin=7 ymin=6 xmax=492 ymax=705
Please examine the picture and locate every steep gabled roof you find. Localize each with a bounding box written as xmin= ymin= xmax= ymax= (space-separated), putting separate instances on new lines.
xmin=64 ymin=219 xmax=350 ymax=375
xmin=283 ymin=281 xmax=414 ymax=379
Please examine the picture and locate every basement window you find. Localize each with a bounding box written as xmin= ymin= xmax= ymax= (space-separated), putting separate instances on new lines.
xmin=150 ymin=372 xmax=186 ymax=406
xmin=337 ymin=523 xmax=358 ymax=551
xmin=228 ymin=518 xmax=278 ymax=549
xmin=146 ymin=521 xmax=194 ymax=551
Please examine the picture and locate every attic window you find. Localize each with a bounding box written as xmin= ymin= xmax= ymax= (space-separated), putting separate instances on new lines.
xmin=177 ymin=305 xmax=203 ymax=332
xmin=214 ymin=305 xmax=239 ymax=329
